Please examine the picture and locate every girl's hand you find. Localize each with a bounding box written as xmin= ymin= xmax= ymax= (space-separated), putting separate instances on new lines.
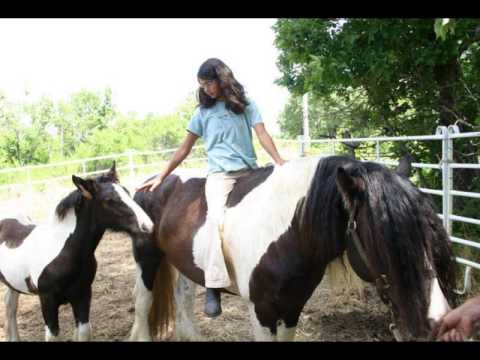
xmin=135 ymin=175 xmax=164 ymax=192
xmin=276 ymin=159 xmax=287 ymax=166
xmin=432 ymin=296 xmax=480 ymax=341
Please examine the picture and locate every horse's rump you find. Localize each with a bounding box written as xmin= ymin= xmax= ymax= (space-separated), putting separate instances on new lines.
xmin=0 ymin=218 xmax=36 ymax=249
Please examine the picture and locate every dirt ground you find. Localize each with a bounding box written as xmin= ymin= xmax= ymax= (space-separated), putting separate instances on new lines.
xmin=0 ymin=230 xmax=395 ymax=342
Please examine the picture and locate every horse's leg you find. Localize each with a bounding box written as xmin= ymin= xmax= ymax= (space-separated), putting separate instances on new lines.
xmin=39 ymin=294 xmax=60 ymax=341
xmin=276 ymin=319 xmax=297 ymax=341
xmin=248 ymin=303 xmax=276 ymax=341
xmin=4 ymin=288 xmax=20 ymax=341
xmin=174 ymin=274 xmax=203 ymax=341
xmin=70 ymin=287 xmax=93 ymax=341
xmin=248 ymin=305 xmax=299 ymax=341
xmin=129 ymin=261 xmax=158 ymax=341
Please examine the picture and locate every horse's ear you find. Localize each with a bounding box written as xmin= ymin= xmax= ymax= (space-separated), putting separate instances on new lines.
xmin=106 ymin=161 xmax=119 ymax=183
xmin=72 ymin=175 xmax=96 ymax=199
xmin=396 ymin=154 xmax=413 ymax=178
xmin=336 ymin=166 xmax=366 ymax=202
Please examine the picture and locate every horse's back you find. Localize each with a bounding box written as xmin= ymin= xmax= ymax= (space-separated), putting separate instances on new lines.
xmin=226 ymin=165 xmax=274 ymax=207
xmin=0 ymin=218 xmax=36 ymax=249
xmin=134 ymin=166 xmax=275 ymax=222
xmin=132 ymin=166 xmax=276 ymax=286
xmin=134 ymin=172 xmax=207 ymax=223
xmin=0 ymin=210 xmax=78 ymax=293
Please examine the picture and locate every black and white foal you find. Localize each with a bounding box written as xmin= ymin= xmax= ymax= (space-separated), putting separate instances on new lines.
xmin=0 ymin=163 xmax=153 ymax=341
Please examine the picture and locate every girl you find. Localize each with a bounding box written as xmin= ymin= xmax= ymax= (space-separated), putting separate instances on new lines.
xmin=136 ymin=58 xmax=286 ymax=318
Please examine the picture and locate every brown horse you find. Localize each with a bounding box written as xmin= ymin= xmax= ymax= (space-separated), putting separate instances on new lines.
xmin=129 ymin=156 xmax=457 ymax=341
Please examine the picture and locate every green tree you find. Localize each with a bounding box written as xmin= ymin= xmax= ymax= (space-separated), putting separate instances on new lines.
xmin=273 ymin=18 xmax=480 ymax=175
xmin=279 ymin=88 xmax=371 ymax=140
xmin=53 ymin=88 xmax=117 ymax=158
xmin=73 ymin=93 xmax=196 ymax=161
xmin=0 ymin=93 xmax=52 ymax=165
xmin=275 ymin=19 xmax=480 ymax=130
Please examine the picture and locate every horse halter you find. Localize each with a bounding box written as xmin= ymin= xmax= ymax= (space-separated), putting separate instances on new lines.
xmin=346 ymin=199 xmax=404 ymax=341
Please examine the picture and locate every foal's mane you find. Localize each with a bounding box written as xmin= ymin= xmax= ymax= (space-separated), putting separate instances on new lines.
xmin=55 ymin=190 xmax=83 ymax=220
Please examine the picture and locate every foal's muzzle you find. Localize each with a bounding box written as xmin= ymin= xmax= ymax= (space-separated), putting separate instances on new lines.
xmin=140 ymin=221 xmax=154 ymax=234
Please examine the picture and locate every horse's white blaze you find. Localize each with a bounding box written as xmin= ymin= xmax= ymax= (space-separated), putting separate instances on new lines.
xmin=427 ymin=277 xmax=450 ymax=322
xmin=425 ymin=255 xmax=450 ymax=322
xmin=129 ymin=264 xmax=153 ymax=341
xmin=112 ymin=184 xmax=153 ymax=233
xmin=0 ymin=210 xmax=77 ymax=293
xmin=194 ymin=157 xmax=321 ymax=297
xmin=77 ymin=322 xmax=91 ymax=341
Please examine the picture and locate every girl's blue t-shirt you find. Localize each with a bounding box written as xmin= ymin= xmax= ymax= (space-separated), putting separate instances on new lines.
xmin=187 ymin=99 xmax=263 ymax=174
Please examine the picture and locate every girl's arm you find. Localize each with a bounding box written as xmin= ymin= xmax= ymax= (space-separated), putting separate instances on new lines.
xmin=253 ymin=123 xmax=286 ymax=166
xmin=136 ymin=131 xmax=199 ymax=192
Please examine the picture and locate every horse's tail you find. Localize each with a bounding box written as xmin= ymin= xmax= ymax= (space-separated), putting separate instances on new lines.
xmin=148 ymin=255 xmax=177 ymax=339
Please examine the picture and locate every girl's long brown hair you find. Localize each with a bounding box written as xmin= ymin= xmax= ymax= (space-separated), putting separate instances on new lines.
xmin=197 ymin=58 xmax=249 ymax=114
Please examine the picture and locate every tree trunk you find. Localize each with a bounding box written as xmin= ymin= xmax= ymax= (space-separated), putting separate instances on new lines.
xmin=434 ymin=58 xmax=459 ymax=127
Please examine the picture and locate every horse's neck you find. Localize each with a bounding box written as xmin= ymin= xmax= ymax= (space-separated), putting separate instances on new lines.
xmin=223 ymin=157 xmax=324 ymax=295
xmin=76 ymin=210 xmax=105 ymax=256
xmin=52 ymin=205 xmax=105 ymax=257
xmin=278 ymin=160 xmax=349 ymax=275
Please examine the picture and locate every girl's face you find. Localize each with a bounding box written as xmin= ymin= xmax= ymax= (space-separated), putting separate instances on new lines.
xmin=199 ymin=78 xmax=221 ymax=99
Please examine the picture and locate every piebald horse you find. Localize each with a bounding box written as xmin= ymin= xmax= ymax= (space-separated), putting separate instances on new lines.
xmin=0 ymin=163 xmax=153 ymax=341
xmin=129 ymin=155 xmax=457 ymax=341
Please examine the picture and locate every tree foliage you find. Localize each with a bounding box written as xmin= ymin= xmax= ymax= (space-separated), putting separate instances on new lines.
xmin=0 ymin=89 xmax=196 ymax=168
xmin=274 ymin=19 xmax=480 ymax=134
xmin=279 ymin=88 xmax=372 ymax=140
xmin=274 ymin=18 xmax=480 ymax=166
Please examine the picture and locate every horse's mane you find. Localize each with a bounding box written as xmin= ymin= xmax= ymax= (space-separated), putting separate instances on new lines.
xmin=55 ymin=190 xmax=83 ymax=220
xmin=303 ymin=156 xmax=457 ymax=336
xmin=361 ymin=161 xmax=456 ymax=330
xmin=301 ymin=156 xmax=354 ymax=264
